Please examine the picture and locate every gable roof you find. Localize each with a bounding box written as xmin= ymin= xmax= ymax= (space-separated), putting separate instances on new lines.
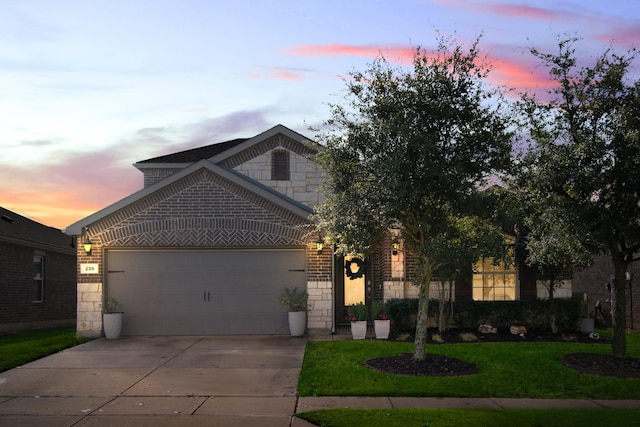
xmin=65 ymin=125 xmax=317 ymax=236
xmin=134 ymin=124 xmax=315 ymax=172
xmin=136 ymin=138 xmax=248 ymax=164
xmin=0 ymin=206 xmax=75 ymax=254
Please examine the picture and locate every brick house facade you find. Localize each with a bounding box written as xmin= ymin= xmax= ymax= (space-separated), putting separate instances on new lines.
xmin=0 ymin=207 xmax=76 ymax=332
xmin=573 ymin=255 xmax=640 ymax=328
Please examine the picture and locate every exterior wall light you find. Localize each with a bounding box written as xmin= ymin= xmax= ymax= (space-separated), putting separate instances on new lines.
xmin=316 ymin=237 xmax=324 ymax=255
xmin=82 ymin=226 xmax=92 ymax=256
xmin=392 ymin=242 xmax=400 ymax=256
xmin=83 ymin=236 xmax=92 ymax=256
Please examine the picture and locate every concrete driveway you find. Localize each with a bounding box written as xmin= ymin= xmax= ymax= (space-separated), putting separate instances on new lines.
xmin=0 ymin=335 xmax=311 ymax=426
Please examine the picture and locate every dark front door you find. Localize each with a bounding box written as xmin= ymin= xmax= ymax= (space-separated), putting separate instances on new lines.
xmin=335 ymin=255 xmax=372 ymax=325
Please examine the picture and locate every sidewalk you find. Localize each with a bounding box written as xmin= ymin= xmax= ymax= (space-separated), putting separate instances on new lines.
xmin=295 ymin=396 xmax=640 ymax=413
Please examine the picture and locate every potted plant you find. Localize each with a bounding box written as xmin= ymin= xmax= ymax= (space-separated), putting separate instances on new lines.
xmin=280 ymin=287 xmax=308 ymax=337
xmin=102 ymin=297 xmax=124 ymax=339
xmin=372 ymin=301 xmax=391 ymax=339
xmin=346 ymin=302 xmax=368 ymax=340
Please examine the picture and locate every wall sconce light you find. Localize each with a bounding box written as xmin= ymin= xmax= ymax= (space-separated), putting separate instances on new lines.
xmin=392 ymin=241 xmax=400 ymax=256
xmin=82 ymin=226 xmax=92 ymax=256
xmin=83 ymin=236 xmax=92 ymax=256
xmin=316 ymin=237 xmax=324 ymax=255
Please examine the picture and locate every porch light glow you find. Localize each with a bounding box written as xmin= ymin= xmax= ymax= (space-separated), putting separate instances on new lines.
xmin=316 ymin=237 xmax=324 ymax=255
xmin=392 ymin=242 xmax=400 ymax=256
xmin=83 ymin=237 xmax=92 ymax=256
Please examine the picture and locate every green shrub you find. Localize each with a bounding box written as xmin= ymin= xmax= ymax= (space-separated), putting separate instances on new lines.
xmin=384 ymin=297 xmax=584 ymax=334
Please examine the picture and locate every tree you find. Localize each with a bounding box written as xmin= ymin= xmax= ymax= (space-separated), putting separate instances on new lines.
xmin=313 ymin=35 xmax=513 ymax=360
xmin=515 ymin=38 xmax=640 ymax=357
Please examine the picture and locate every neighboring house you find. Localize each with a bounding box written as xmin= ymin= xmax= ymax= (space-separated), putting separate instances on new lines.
xmin=0 ymin=207 xmax=76 ymax=333
xmin=65 ymin=124 xmax=574 ymax=338
xmin=573 ymin=255 xmax=640 ymax=328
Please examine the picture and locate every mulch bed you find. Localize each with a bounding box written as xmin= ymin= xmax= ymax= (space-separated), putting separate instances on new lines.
xmin=561 ymin=353 xmax=640 ymax=378
xmin=366 ymin=353 xmax=477 ymax=376
xmin=363 ymin=328 xmax=639 ymax=378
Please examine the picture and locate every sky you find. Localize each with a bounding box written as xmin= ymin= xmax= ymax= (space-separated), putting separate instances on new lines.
xmin=1 ymin=0 xmax=639 ymax=230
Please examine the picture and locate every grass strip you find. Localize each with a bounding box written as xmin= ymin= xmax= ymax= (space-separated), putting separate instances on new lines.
xmin=0 ymin=327 xmax=90 ymax=372
xmin=297 ymin=408 xmax=640 ymax=427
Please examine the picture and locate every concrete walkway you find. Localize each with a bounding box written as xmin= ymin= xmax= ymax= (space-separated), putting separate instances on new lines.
xmin=0 ymin=335 xmax=638 ymax=426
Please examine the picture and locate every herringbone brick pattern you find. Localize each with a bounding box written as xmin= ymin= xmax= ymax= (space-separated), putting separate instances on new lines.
xmin=91 ymin=167 xmax=312 ymax=247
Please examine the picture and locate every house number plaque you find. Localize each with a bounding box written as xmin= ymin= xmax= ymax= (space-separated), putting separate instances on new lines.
xmin=81 ymin=264 xmax=99 ymax=274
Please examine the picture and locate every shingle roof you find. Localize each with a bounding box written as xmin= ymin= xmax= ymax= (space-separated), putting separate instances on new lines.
xmin=0 ymin=206 xmax=74 ymax=252
xmin=137 ymin=138 xmax=249 ymax=164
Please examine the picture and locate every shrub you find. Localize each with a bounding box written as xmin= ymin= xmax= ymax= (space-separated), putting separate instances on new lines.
xmin=384 ymin=297 xmax=584 ymax=334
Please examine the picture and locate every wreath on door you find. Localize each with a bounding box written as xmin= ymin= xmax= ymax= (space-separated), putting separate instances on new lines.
xmin=345 ymin=258 xmax=365 ymax=280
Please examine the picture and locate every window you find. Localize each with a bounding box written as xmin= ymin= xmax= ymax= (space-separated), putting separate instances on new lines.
xmin=33 ymin=254 xmax=44 ymax=302
xmin=472 ymin=258 xmax=516 ymax=301
xmin=271 ymin=150 xmax=290 ymax=180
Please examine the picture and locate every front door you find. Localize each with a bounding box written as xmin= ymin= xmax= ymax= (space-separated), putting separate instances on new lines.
xmin=335 ymin=254 xmax=371 ymax=325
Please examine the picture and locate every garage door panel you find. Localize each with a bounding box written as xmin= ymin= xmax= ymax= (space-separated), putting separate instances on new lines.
xmin=106 ymin=249 xmax=305 ymax=335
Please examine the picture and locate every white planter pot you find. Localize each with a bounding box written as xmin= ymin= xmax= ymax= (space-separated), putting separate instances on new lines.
xmin=351 ymin=321 xmax=367 ymax=340
xmin=288 ymin=311 xmax=307 ymax=336
xmin=374 ymin=319 xmax=390 ymax=339
xmin=103 ymin=313 xmax=123 ymax=339
xmin=580 ymin=318 xmax=595 ymax=334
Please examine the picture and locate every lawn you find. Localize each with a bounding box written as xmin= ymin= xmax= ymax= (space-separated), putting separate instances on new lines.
xmin=297 ymin=329 xmax=640 ymax=426
xmin=298 ymin=329 xmax=640 ymax=399
xmin=0 ymin=327 xmax=90 ymax=372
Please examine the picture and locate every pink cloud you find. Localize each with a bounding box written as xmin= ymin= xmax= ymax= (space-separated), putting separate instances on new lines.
xmin=595 ymin=26 xmax=640 ymax=49
xmin=434 ymin=0 xmax=570 ymax=21
xmin=272 ymin=69 xmax=303 ymax=81
xmin=287 ymin=43 xmax=415 ymax=63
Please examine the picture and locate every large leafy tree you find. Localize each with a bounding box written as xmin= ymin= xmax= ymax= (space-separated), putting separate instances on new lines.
xmin=515 ymin=38 xmax=640 ymax=357
xmin=313 ymin=36 xmax=513 ymax=360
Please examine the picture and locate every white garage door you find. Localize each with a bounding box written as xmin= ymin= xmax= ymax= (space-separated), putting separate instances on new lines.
xmin=105 ymin=248 xmax=306 ymax=335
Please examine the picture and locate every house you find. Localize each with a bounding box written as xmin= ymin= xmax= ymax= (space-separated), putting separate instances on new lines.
xmin=65 ymin=125 xmax=332 ymax=337
xmin=0 ymin=206 xmax=76 ymax=333
xmin=65 ymin=124 xmax=572 ymax=338
xmin=573 ymin=255 xmax=640 ymax=328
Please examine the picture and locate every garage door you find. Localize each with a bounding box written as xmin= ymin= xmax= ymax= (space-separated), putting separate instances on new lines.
xmin=105 ymin=248 xmax=306 ymax=335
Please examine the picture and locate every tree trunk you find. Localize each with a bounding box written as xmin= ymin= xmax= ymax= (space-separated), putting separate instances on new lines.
xmin=414 ymin=288 xmax=430 ymax=360
xmin=438 ymin=281 xmax=446 ymax=333
xmin=413 ymin=260 xmax=432 ymax=361
xmin=612 ymin=259 xmax=628 ymax=358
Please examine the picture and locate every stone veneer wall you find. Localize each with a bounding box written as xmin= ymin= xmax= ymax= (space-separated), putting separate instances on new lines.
xmin=230 ymin=138 xmax=325 ymax=209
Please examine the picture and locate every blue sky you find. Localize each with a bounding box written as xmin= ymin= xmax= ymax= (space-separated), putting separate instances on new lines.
xmin=1 ymin=0 xmax=638 ymax=229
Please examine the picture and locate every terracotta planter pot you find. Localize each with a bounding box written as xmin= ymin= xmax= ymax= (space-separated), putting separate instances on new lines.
xmin=374 ymin=319 xmax=390 ymax=339
xmin=103 ymin=313 xmax=123 ymax=339
xmin=288 ymin=311 xmax=307 ymax=336
xmin=351 ymin=321 xmax=367 ymax=340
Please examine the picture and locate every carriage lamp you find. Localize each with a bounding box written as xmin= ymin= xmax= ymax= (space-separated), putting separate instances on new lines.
xmin=316 ymin=237 xmax=324 ymax=255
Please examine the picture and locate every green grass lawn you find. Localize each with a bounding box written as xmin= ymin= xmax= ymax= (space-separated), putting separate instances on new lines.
xmin=0 ymin=327 xmax=90 ymax=372
xmin=297 ymin=408 xmax=640 ymax=427
xmin=298 ymin=329 xmax=640 ymax=399
xmin=297 ymin=329 xmax=640 ymax=426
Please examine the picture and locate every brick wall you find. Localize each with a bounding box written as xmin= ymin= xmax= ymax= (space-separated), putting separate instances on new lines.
xmin=0 ymin=240 xmax=76 ymax=332
xmin=573 ymin=255 xmax=640 ymax=328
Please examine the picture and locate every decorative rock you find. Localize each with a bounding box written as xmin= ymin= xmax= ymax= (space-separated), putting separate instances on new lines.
xmin=510 ymin=325 xmax=527 ymax=335
xmin=478 ymin=324 xmax=497 ymax=334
